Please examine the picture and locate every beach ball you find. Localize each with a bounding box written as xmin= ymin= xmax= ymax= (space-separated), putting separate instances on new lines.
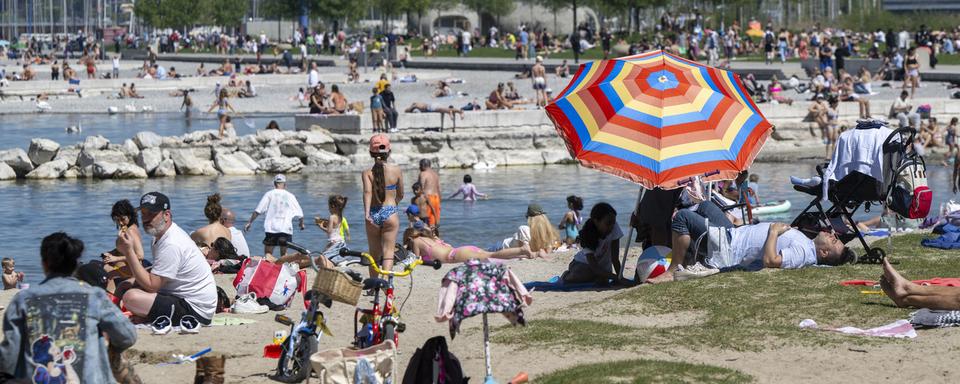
xmin=635 ymin=246 xmax=671 ymax=282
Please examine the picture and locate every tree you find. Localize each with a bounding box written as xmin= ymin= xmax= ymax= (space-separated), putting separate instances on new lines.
xmin=401 ymin=0 xmax=433 ymax=36
xmin=135 ymin=0 xmax=199 ymax=29
xmin=204 ymin=0 xmax=249 ymax=29
xmin=536 ymin=0 xmax=568 ymax=33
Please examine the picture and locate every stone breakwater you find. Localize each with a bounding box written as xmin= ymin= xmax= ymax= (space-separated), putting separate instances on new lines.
xmin=0 ymin=125 xmax=575 ymax=180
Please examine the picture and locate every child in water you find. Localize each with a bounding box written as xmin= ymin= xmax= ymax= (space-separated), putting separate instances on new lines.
xmin=558 ymin=195 xmax=584 ymax=247
xmin=448 ymin=175 xmax=487 ymax=201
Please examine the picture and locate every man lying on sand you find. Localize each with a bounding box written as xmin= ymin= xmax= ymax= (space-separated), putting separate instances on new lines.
xmin=881 ymin=258 xmax=960 ymax=310
xmin=648 ymin=200 xmax=855 ymax=283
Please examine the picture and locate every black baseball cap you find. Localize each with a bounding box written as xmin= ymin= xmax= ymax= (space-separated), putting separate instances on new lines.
xmin=139 ymin=192 xmax=171 ymax=212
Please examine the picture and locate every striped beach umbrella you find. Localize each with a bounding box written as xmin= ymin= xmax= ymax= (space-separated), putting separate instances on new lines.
xmin=545 ymin=50 xmax=773 ymax=190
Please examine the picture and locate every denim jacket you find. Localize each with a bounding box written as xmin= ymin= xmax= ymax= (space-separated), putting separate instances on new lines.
xmin=0 ymin=275 xmax=137 ymax=383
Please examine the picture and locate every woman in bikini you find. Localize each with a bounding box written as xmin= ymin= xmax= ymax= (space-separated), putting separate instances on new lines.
xmin=404 ymin=224 xmax=545 ymax=264
xmin=362 ymin=134 xmax=404 ymax=278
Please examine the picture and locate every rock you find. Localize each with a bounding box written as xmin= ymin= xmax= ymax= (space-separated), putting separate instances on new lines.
xmin=533 ymin=135 xmax=565 ymax=149
xmin=305 ymin=150 xmax=351 ymax=171
xmin=0 ymin=148 xmax=34 ymax=176
xmin=485 ymin=135 xmax=532 ymax=150
xmin=256 ymin=129 xmax=285 ymax=144
xmin=61 ymin=166 xmax=81 ymax=179
xmin=261 ymin=145 xmax=282 ymax=159
xmin=134 ymin=131 xmax=163 ymax=149
xmin=82 ymin=135 xmax=110 ymax=151
xmin=169 ymin=149 xmax=217 ymax=175
xmin=121 ymin=139 xmax=140 ymax=158
xmin=280 ymin=140 xmax=317 ymax=159
xmin=161 ymin=137 xmax=181 ymax=147
xmin=410 ymin=136 xmax=447 ymax=153
xmin=26 ymin=159 xmax=70 ymax=179
xmin=77 ymin=149 xmax=128 ymax=169
xmin=136 ymin=148 xmax=163 ymax=174
xmin=114 ymin=163 xmax=148 ymax=179
xmin=28 ymin=138 xmax=60 ymax=165
xmin=296 ymin=130 xmax=335 ymax=145
xmin=436 ymin=150 xmax=479 ymax=168
xmin=54 ymin=146 xmax=81 ymax=165
xmin=92 ymin=162 xmax=119 ymax=178
xmin=215 ymin=152 xmax=257 ymax=175
xmin=233 ymin=151 xmax=261 ymax=172
xmin=182 ymin=130 xmax=219 ymax=144
xmin=503 ymin=150 xmax=545 ymax=166
xmin=333 ymin=135 xmax=360 ymax=155
xmin=258 ymin=156 xmax=303 ymax=173
xmin=0 ymin=162 xmax=18 ymax=180
xmin=542 ymin=149 xmax=571 ymax=164
xmin=154 ymin=159 xmax=177 ymax=177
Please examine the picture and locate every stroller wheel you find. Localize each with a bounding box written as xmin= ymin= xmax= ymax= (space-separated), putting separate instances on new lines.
xmin=858 ymin=248 xmax=886 ymax=264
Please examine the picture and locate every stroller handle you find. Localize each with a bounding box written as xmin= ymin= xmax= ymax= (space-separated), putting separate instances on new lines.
xmin=884 ymin=127 xmax=917 ymax=150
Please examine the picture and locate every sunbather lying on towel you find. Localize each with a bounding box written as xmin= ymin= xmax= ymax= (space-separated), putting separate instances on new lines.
xmin=648 ymin=200 xmax=855 ymax=283
xmin=881 ymin=258 xmax=960 ymax=310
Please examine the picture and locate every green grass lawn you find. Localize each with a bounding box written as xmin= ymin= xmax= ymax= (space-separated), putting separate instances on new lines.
xmin=537 ymin=359 xmax=753 ymax=384
xmin=495 ymin=232 xmax=952 ymax=370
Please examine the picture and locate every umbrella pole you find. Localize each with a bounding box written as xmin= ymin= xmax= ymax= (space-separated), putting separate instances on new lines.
xmin=482 ymin=313 xmax=497 ymax=384
xmin=619 ymin=188 xmax=646 ymax=282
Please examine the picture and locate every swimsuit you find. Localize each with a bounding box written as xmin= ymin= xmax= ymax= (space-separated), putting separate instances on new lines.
xmin=562 ymin=211 xmax=582 ymax=240
xmin=421 ymin=237 xmax=479 ymax=263
xmin=426 ymin=194 xmax=442 ymax=226
xmin=533 ymin=76 xmax=546 ymax=90
xmin=369 ymin=205 xmax=398 ymax=226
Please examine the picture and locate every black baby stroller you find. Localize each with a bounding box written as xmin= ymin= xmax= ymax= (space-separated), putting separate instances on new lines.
xmin=791 ymin=125 xmax=930 ymax=264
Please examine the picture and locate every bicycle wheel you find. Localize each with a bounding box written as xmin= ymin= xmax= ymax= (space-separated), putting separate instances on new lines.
xmin=382 ymin=323 xmax=397 ymax=346
xmin=272 ymin=333 xmax=318 ymax=383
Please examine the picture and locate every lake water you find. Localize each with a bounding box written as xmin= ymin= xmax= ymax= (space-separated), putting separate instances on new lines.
xmin=0 ymin=113 xmax=294 ymax=150
xmin=2 ymin=161 xmax=955 ymax=283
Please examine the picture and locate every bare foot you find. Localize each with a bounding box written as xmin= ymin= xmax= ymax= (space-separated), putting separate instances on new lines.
xmin=519 ymin=244 xmax=547 ymax=259
xmin=881 ymin=258 xmax=911 ymax=306
xmin=645 ymin=271 xmax=674 ymax=284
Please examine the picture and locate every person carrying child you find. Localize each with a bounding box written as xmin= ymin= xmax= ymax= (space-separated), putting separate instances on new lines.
xmin=560 ymin=203 xmax=624 ymax=284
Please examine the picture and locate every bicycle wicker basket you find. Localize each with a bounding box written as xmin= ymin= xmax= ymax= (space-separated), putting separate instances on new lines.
xmin=312 ymin=267 xmax=362 ymax=306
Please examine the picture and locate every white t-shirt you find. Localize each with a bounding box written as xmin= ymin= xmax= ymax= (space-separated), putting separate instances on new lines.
xmin=229 ymin=226 xmax=251 ymax=257
xmin=308 ymin=69 xmax=319 ymax=87
xmin=151 ymin=223 xmax=218 ymax=320
xmin=112 ymin=57 xmax=120 ymax=70
xmin=573 ymin=224 xmax=624 ymax=266
xmin=255 ymin=188 xmax=304 ymax=234
xmin=724 ymin=223 xmax=817 ymax=270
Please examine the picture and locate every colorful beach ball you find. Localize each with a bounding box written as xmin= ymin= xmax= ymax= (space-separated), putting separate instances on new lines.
xmin=635 ymin=246 xmax=671 ymax=282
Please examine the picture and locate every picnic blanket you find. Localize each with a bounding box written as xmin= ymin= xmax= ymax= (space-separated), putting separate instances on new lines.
xmin=841 ymin=278 xmax=960 ymax=287
xmin=922 ymin=224 xmax=960 ymax=249
xmin=909 ymin=309 xmax=960 ymax=328
xmin=523 ymin=276 xmax=613 ymax=292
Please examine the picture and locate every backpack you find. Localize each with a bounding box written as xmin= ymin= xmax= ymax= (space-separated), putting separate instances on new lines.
xmin=890 ymin=159 xmax=932 ymax=219
xmin=402 ymin=336 xmax=469 ymax=384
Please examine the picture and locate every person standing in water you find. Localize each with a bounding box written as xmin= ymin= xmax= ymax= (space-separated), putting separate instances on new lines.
xmin=244 ymin=174 xmax=305 ymax=259
xmin=448 ymin=175 xmax=487 ymax=201
xmin=417 ymin=159 xmax=442 ymax=228
xmin=207 ymin=88 xmax=235 ymax=138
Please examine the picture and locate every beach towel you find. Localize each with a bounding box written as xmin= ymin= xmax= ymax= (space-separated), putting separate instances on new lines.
xmin=921 ymin=231 xmax=960 ymax=249
xmin=523 ymin=275 xmax=611 ymax=292
xmin=799 ymin=318 xmax=917 ymax=338
xmin=909 ymin=309 xmax=960 ymax=328
xmin=841 ymin=278 xmax=960 ymax=287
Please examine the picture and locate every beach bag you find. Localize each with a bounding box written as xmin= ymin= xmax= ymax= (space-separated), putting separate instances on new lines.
xmin=890 ymin=159 xmax=932 ymax=219
xmin=402 ymin=336 xmax=468 ymax=384
xmin=232 ymin=258 xmax=306 ymax=309
xmin=702 ymin=225 xmax=737 ymax=269
xmin=918 ymin=104 xmax=932 ymax=119
xmin=310 ymin=340 xmax=397 ymax=384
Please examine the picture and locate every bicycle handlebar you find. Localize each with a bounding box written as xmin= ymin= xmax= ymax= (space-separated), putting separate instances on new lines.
xmin=340 ymin=247 xmax=441 ymax=276
xmin=280 ymin=240 xmax=319 ymax=271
